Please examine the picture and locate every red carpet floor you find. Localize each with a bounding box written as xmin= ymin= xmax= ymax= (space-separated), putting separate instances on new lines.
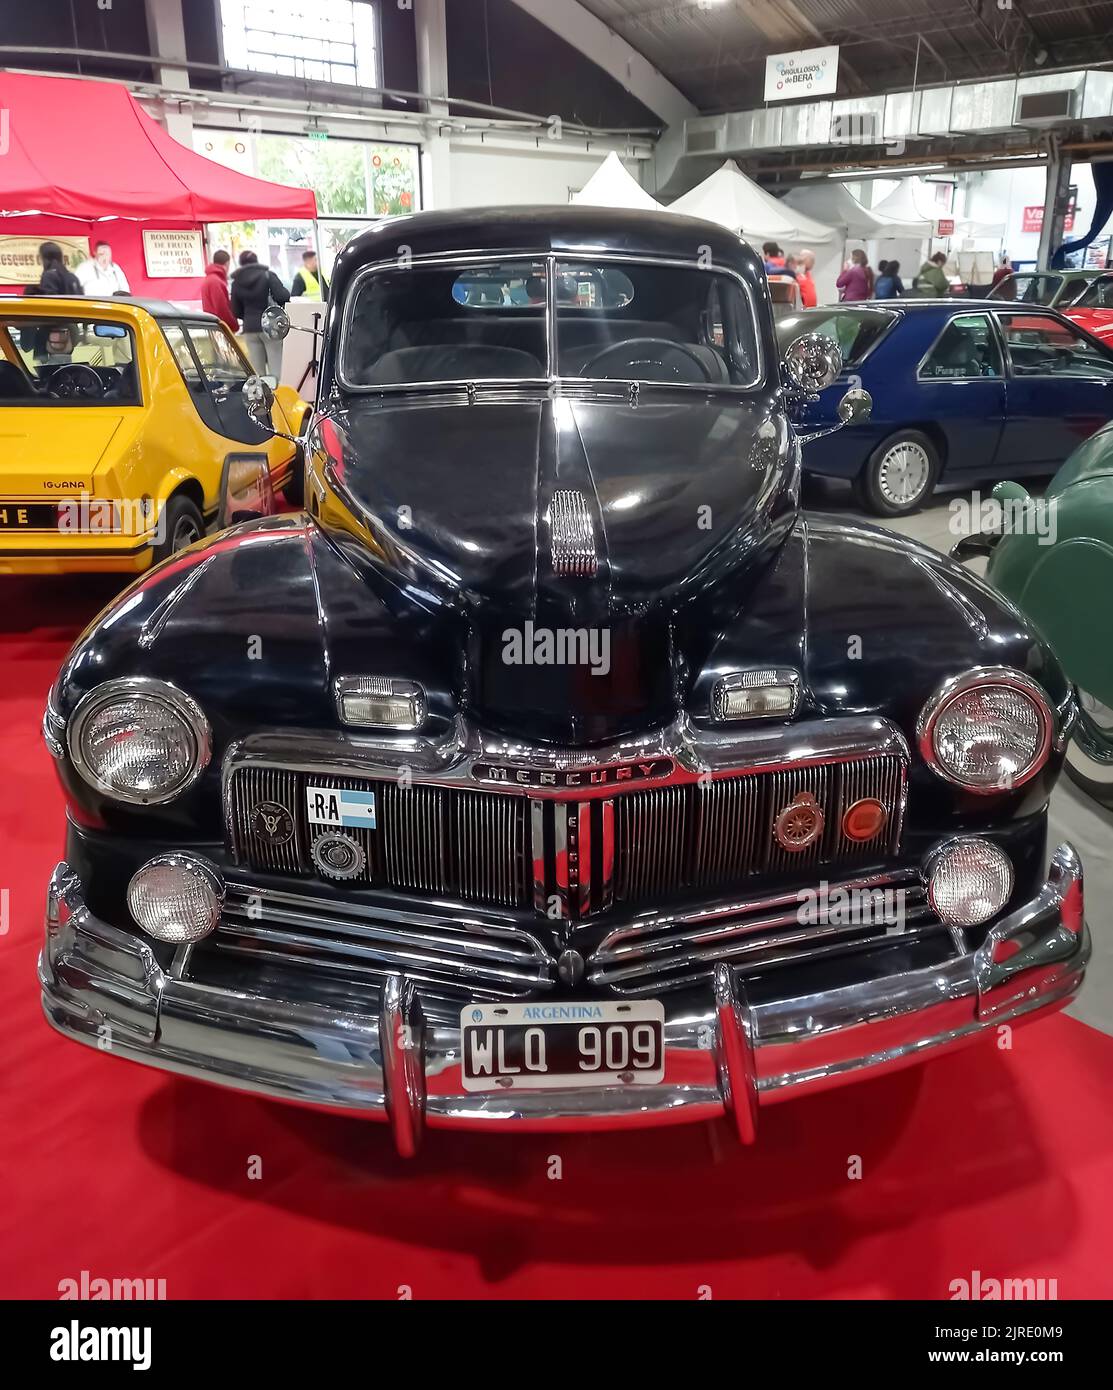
xmin=3 ymin=576 xmax=1113 ymax=1300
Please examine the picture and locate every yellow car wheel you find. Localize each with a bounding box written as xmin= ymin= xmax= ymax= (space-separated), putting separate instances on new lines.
xmin=153 ymin=495 xmax=205 ymax=565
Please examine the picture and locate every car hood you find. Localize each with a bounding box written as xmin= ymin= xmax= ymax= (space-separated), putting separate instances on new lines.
xmin=0 ymin=410 xmax=126 ymax=495
xmin=321 ymin=392 xmax=797 ymax=741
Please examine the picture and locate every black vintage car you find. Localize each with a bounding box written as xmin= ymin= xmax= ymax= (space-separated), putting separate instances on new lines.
xmin=40 ymin=208 xmax=1087 ymax=1154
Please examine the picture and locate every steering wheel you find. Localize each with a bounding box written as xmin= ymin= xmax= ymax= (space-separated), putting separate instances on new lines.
xmin=48 ymin=363 xmax=106 ymax=401
xmin=579 ymin=337 xmax=716 ymax=384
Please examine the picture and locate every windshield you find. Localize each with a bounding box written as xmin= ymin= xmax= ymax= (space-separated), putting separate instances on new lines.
xmin=988 ymin=274 xmax=1061 ymax=305
xmin=341 ymin=257 xmax=761 ymax=389
xmin=1075 ymin=276 xmax=1113 ymax=310
xmin=0 ymin=317 xmax=138 ymax=405
xmin=776 ymin=307 xmax=896 ymax=366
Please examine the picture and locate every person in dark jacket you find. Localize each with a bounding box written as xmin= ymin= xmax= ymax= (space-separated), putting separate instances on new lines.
xmin=36 ymin=242 xmax=83 ymax=297
xmin=874 ymin=260 xmax=904 ymax=299
xmin=290 ymin=249 xmax=328 ymax=302
xmin=230 ymin=250 xmax=290 ymax=375
xmin=201 ymin=250 xmax=238 ymax=332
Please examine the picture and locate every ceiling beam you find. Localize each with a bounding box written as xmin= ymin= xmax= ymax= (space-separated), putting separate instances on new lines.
xmin=504 ymin=0 xmax=696 ymax=125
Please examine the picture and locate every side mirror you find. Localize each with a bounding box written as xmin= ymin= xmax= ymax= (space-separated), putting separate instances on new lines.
xmin=837 ymin=386 xmax=872 ymax=425
xmin=782 ymin=332 xmax=842 ymax=394
xmin=219 ymin=452 xmax=276 ymax=528
xmin=261 ymin=306 xmax=291 ymax=341
xmin=243 ymin=374 xmax=276 ymax=432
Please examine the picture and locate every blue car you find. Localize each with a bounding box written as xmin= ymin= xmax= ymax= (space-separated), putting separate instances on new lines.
xmin=780 ymin=300 xmax=1113 ymax=515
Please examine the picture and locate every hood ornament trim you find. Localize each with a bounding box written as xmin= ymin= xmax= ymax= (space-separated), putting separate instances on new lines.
xmin=548 ymin=489 xmax=598 ymax=578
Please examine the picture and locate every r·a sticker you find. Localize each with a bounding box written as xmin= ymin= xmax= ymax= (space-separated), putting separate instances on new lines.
xmin=305 ymin=785 xmax=376 ymax=829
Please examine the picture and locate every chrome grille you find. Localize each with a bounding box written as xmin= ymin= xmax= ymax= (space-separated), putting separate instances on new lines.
xmin=226 ymin=753 xmax=904 ymax=916
xmin=199 ymin=883 xmax=554 ymax=999
xmin=589 ymin=873 xmax=941 ymax=995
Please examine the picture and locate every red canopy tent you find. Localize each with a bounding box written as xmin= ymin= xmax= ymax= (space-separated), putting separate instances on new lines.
xmin=0 ymin=70 xmax=317 ymax=298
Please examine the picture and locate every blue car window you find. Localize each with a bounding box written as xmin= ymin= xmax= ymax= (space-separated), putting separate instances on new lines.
xmin=920 ymin=314 xmax=1002 ymax=379
xmin=997 ymin=314 xmax=1113 ymax=379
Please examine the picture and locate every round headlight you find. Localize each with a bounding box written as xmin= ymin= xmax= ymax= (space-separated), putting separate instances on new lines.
xmin=918 ymin=669 xmax=1053 ymax=792
xmin=68 ymin=678 xmax=211 ymax=805
xmin=926 ymin=838 xmax=1013 ymax=928
xmin=127 ymin=854 xmax=224 ymax=943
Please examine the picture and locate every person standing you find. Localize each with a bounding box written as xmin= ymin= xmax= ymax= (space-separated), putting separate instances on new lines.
xmin=76 ymin=240 xmax=130 ymax=296
xmin=914 ymin=251 xmax=951 ymax=297
xmin=231 ymin=250 xmax=290 ymax=375
xmin=795 ymin=248 xmax=817 ymax=307
xmin=290 ymin=249 xmax=328 ymax=302
xmin=991 ymin=253 xmax=1013 ymax=289
xmin=762 ymin=242 xmax=795 ymax=277
xmin=874 ymin=260 xmax=904 ymax=299
xmin=836 ymin=248 xmax=874 ymax=302
xmin=36 ymin=242 xmax=83 ymax=297
xmin=201 ymin=250 xmax=238 ymax=332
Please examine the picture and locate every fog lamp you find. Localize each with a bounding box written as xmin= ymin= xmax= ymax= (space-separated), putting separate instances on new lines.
xmin=926 ymin=838 xmax=1013 ymax=929
xmin=334 ymin=676 xmax=426 ymax=730
xmin=712 ymin=669 xmax=800 ymax=721
xmin=127 ymin=854 xmax=224 ymax=943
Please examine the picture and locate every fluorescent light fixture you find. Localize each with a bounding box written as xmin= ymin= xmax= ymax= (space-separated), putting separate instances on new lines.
xmin=827 ymin=163 xmax=946 ymax=178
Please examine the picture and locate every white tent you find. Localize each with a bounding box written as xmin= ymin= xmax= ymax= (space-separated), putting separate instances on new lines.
xmin=782 ymin=180 xmax=929 ymax=239
xmin=873 ymin=177 xmax=1005 ymax=240
xmin=668 ymin=160 xmax=842 ymax=301
xmin=572 ymin=151 xmax=664 ymax=211
xmin=783 ymin=180 xmax=932 ymax=300
xmin=669 ymin=159 xmax=836 ymax=244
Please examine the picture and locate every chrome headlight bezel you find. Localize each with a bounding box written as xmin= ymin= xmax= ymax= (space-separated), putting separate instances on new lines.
xmin=917 ymin=667 xmax=1054 ymax=794
xmin=67 ymin=677 xmax=212 ymax=805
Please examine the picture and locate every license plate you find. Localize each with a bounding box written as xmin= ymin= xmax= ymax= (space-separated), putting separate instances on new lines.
xmin=0 ymin=503 xmax=57 ymax=530
xmin=460 ymin=999 xmax=665 ymax=1091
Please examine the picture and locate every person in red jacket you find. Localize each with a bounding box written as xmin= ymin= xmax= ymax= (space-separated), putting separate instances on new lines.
xmin=200 ymin=250 xmax=237 ymax=332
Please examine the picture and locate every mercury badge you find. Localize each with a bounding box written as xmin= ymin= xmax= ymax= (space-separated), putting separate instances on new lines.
xmin=252 ymin=800 xmax=294 ymax=846
xmin=774 ymin=791 xmax=824 ymax=852
xmin=311 ymin=830 xmax=367 ymax=880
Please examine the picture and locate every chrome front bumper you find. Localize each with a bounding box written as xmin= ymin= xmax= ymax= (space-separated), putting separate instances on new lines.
xmin=39 ymin=845 xmax=1089 ymax=1155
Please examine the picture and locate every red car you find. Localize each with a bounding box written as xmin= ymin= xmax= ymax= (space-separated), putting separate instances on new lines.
xmin=1063 ymin=273 xmax=1113 ymax=344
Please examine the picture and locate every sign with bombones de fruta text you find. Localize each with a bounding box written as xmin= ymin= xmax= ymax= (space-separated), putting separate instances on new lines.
xmin=142 ymin=228 xmax=205 ymax=278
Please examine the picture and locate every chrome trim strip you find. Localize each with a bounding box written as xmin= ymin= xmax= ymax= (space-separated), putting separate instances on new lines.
xmin=222 ymin=713 xmax=911 ymax=807
xmin=547 ymin=489 xmax=597 ymax=578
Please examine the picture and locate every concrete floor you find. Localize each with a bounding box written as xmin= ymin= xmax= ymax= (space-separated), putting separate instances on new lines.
xmin=807 ymin=478 xmax=1112 ymax=1038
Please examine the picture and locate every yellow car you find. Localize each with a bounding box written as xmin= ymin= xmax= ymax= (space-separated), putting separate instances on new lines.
xmin=0 ymin=295 xmax=309 ymax=575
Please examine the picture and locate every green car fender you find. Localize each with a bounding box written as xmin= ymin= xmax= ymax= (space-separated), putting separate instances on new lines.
xmin=986 ymin=451 xmax=1113 ymax=712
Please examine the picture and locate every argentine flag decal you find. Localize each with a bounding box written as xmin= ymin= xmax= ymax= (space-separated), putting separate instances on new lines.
xmin=306 ymin=785 xmax=377 ymax=829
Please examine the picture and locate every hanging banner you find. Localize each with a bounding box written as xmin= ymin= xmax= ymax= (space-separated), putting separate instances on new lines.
xmin=764 ymin=46 xmax=840 ymax=102
xmin=142 ymin=228 xmax=205 ymax=278
xmin=0 ymin=234 xmax=89 ymax=284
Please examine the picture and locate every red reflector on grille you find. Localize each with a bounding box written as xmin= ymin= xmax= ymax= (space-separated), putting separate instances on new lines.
xmin=842 ymin=797 xmax=887 ymax=842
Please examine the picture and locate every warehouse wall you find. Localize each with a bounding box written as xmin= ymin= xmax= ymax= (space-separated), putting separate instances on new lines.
xmin=449 ymin=143 xmax=646 ymax=207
